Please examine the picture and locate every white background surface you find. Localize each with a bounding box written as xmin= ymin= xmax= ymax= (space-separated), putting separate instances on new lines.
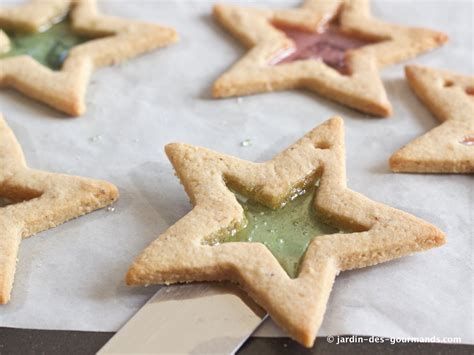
xmin=0 ymin=0 xmax=472 ymax=343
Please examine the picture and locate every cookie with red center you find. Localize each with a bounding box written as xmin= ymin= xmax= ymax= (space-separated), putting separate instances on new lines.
xmin=212 ymin=0 xmax=447 ymax=117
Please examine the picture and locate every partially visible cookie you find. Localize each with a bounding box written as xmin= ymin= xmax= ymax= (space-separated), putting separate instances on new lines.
xmin=0 ymin=0 xmax=71 ymax=33
xmin=0 ymin=113 xmax=119 ymax=304
xmin=390 ymin=66 xmax=474 ymax=173
xmin=212 ymin=0 xmax=447 ymax=117
xmin=0 ymin=0 xmax=178 ymax=116
xmin=126 ymin=116 xmax=445 ymax=348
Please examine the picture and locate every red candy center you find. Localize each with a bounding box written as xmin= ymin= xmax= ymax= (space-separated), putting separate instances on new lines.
xmin=271 ymin=24 xmax=376 ymax=74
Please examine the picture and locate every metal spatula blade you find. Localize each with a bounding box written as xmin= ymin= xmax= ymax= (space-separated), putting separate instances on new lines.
xmin=98 ymin=283 xmax=266 ymax=354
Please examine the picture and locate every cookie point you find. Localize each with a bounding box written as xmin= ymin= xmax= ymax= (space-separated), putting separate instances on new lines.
xmin=164 ymin=143 xmax=181 ymax=156
xmin=404 ymin=65 xmax=414 ymax=75
xmin=0 ymin=291 xmax=10 ymax=305
xmin=404 ymin=67 xmax=421 ymax=86
xmin=404 ymin=64 xmax=422 ymax=76
xmin=292 ymin=328 xmax=315 ymax=348
xmin=165 ymin=27 xmax=180 ymax=43
xmin=125 ymin=268 xmax=137 ymax=286
xmin=365 ymin=99 xmax=393 ymax=117
xmin=434 ymin=229 xmax=446 ymax=246
xmin=381 ymin=103 xmax=393 ymax=117
xmin=212 ymin=3 xmax=225 ymax=14
xmin=172 ymin=31 xmax=180 ymax=43
xmin=106 ymin=182 xmax=120 ymax=201
xmin=125 ymin=263 xmax=150 ymax=286
xmin=67 ymin=103 xmax=86 ymax=117
xmin=388 ymin=152 xmax=403 ymax=172
xmin=303 ymin=338 xmax=315 ymax=348
xmin=419 ymin=223 xmax=446 ymax=249
xmin=435 ymin=32 xmax=449 ymax=44
xmin=211 ymin=80 xmax=226 ymax=98
xmin=90 ymin=180 xmax=120 ymax=205
xmin=327 ymin=116 xmax=344 ymax=127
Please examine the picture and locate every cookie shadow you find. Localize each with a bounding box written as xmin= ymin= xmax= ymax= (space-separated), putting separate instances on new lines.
xmin=87 ymin=275 xmax=160 ymax=308
xmin=377 ymin=77 xmax=440 ymax=174
xmin=129 ymin=161 xmax=191 ymax=227
xmin=384 ymin=77 xmax=438 ymax=132
xmin=370 ymin=162 xmax=392 ymax=175
xmin=1 ymin=238 xmax=39 ymax=310
xmin=298 ymin=89 xmax=379 ymax=121
xmin=83 ymin=162 xmax=191 ymax=303
xmin=196 ymin=14 xmax=246 ymax=100
xmin=85 ymin=162 xmax=191 ymax=304
xmin=1 ymin=89 xmax=72 ymax=120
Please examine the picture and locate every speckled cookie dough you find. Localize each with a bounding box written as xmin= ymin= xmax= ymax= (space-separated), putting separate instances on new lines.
xmin=212 ymin=0 xmax=447 ymax=117
xmin=0 ymin=0 xmax=178 ymax=116
xmin=0 ymin=113 xmax=119 ymax=304
xmin=126 ymin=117 xmax=445 ymax=347
xmin=390 ymin=66 xmax=474 ymax=173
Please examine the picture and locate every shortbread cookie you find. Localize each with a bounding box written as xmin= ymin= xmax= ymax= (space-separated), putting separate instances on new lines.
xmin=0 ymin=0 xmax=178 ymax=116
xmin=126 ymin=117 xmax=445 ymax=347
xmin=212 ymin=0 xmax=447 ymax=117
xmin=390 ymin=66 xmax=474 ymax=173
xmin=0 ymin=113 xmax=119 ymax=304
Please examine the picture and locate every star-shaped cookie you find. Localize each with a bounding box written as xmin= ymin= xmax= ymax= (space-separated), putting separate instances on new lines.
xmin=0 ymin=0 xmax=178 ymax=116
xmin=126 ymin=117 xmax=445 ymax=347
xmin=212 ymin=0 xmax=447 ymax=117
xmin=390 ymin=65 xmax=474 ymax=173
xmin=0 ymin=113 xmax=119 ymax=304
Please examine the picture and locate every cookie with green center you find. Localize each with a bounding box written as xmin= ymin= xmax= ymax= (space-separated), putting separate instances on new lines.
xmin=212 ymin=0 xmax=448 ymax=117
xmin=126 ymin=117 xmax=445 ymax=347
xmin=1 ymin=20 xmax=87 ymax=70
xmin=390 ymin=66 xmax=474 ymax=173
xmin=0 ymin=0 xmax=178 ymax=116
xmin=0 ymin=113 xmax=119 ymax=304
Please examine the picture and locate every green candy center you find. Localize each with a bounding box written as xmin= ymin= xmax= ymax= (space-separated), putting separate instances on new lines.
xmin=1 ymin=20 xmax=87 ymax=70
xmin=222 ymin=184 xmax=339 ymax=278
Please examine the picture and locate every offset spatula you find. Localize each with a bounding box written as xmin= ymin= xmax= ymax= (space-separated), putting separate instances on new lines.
xmin=98 ymin=283 xmax=267 ymax=354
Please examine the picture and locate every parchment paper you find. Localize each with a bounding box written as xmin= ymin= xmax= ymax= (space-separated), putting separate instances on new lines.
xmin=0 ymin=0 xmax=472 ymax=343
